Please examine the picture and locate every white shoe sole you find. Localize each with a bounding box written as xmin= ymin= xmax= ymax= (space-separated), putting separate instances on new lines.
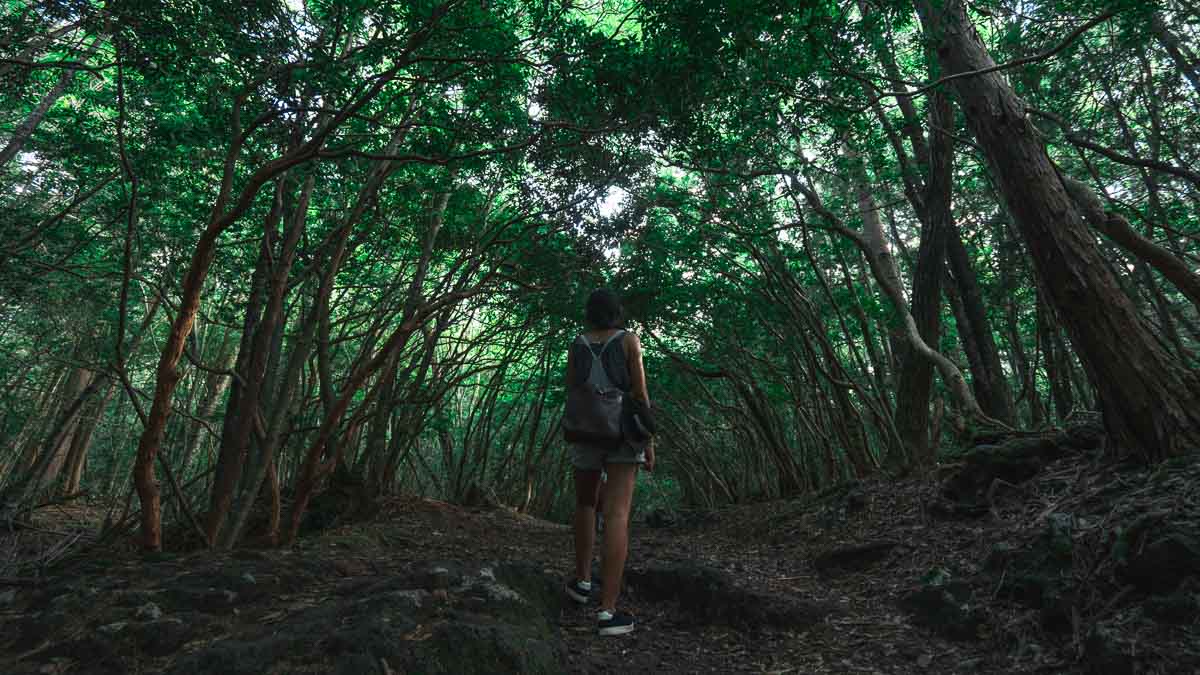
xmin=565 ymin=587 xmax=589 ymax=604
xmin=598 ymin=623 xmax=634 ymax=636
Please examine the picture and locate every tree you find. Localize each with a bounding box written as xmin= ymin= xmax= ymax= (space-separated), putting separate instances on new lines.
xmin=915 ymin=0 xmax=1200 ymax=460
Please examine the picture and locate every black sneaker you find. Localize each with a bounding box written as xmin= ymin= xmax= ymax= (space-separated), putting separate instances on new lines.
xmin=565 ymin=579 xmax=591 ymax=604
xmin=597 ymin=609 xmax=635 ymax=636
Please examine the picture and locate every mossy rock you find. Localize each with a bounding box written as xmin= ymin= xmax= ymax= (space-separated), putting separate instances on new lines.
xmin=1083 ymin=627 xmax=1134 ymax=675
xmin=897 ymin=582 xmax=986 ymax=642
xmin=410 ymin=619 xmax=564 ymax=675
xmin=940 ymin=435 xmax=1069 ymax=506
xmin=626 ymin=561 xmax=839 ymax=630
xmin=320 ymin=530 xmax=382 ymax=552
xmin=1117 ymin=531 xmax=1200 ymax=594
xmin=1143 ymin=590 xmax=1199 ymax=625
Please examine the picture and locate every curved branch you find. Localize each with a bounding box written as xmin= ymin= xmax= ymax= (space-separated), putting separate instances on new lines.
xmin=1030 ymin=107 xmax=1200 ymax=189
xmin=873 ymin=9 xmax=1119 ymax=102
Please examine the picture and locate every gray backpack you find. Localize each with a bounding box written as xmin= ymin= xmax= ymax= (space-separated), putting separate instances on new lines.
xmin=562 ymin=331 xmax=626 ymax=445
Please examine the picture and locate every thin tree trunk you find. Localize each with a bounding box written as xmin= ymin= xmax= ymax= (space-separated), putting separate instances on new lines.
xmin=0 ymin=39 xmax=102 ymax=169
xmin=176 ymin=350 xmax=233 ymax=478
xmin=60 ymin=378 xmax=119 ymax=495
xmin=129 ymin=18 xmax=442 ymax=549
xmin=791 ymin=177 xmax=987 ymax=429
xmin=893 ymin=90 xmax=954 ymax=466
xmin=945 ymin=227 xmax=1014 ymax=422
xmin=1150 ymin=12 xmax=1200 ymax=96
xmin=1063 ymin=175 xmax=1200 ymax=313
xmin=205 ymin=177 xmax=308 ymax=546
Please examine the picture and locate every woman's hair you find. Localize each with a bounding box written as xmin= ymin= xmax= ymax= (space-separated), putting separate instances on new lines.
xmin=585 ymin=288 xmax=623 ymax=329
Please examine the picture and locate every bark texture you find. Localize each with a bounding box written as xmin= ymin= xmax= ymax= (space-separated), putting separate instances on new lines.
xmin=919 ymin=0 xmax=1200 ymax=460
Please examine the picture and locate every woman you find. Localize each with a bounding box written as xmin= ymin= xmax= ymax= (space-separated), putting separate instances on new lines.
xmin=564 ymin=288 xmax=654 ymax=636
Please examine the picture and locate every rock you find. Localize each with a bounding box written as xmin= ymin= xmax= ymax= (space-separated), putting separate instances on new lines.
xmin=168 ymin=628 xmax=319 ymax=675
xmin=1117 ymin=532 xmax=1200 ymax=594
xmin=897 ymin=582 xmax=985 ymax=641
xmin=1058 ymin=419 xmax=1105 ymax=451
xmin=114 ymin=589 xmax=160 ymax=607
xmin=812 ymin=541 xmax=897 ymax=575
xmin=412 ymin=562 xmax=463 ymax=590
xmin=331 ymin=563 xmax=564 ymax=674
xmin=487 ymin=562 xmax=565 ymax=617
xmin=626 ymin=562 xmax=838 ymax=630
xmin=35 ymin=657 xmax=71 ymax=674
xmin=983 ymin=542 xmax=1021 ymax=571
xmin=132 ymin=618 xmax=191 ymax=657
xmin=47 ymin=635 xmax=118 ymax=669
xmin=463 ymin=579 xmax=524 ymax=606
xmin=231 ymin=549 xmax=272 ymax=562
xmin=644 ymin=508 xmax=678 ymax=529
xmin=240 ymin=572 xmax=257 ymax=585
xmin=844 ymin=489 xmax=868 ymax=513
xmin=411 ymin=619 xmax=563 ymax=674
xmin=1143 ymin=590 xmax=1199 ymax=625
xmin=1083 ymin=627 xmax=1133 ymax=675
xmin=163 ymin=586 xmax=239 ymax=613
xmin=1038 ymin=590 xmax=1074 ymax=634
xmin=985 ymin=521 xmax=1086 ymax=634
xmin=1000 ymin=573 xmax=1052 ymax=608
xmin=1045 ymin=513 xmax=1075 ymax=561
xmin=387 ymin=589 xmax=430 ymax=611
xmin=97 ymin=621 xmax=128 ymax=635
xmin=940 ymin=436 xmax=1064 ymax=506
xmin=333 ymin=559 xmax=368 ymax=577
xmin=970 ymin=430 xmax=1013 ymax=447
xmin=0 ymin=589 xmax=16 ymax=605
xmin=134 ymin=601 xmax=163 ymax=621
xmin=991 ymin=562 xmax=1072 ymax=633
xmin=927 ymin=498 xmax=988 ymax=520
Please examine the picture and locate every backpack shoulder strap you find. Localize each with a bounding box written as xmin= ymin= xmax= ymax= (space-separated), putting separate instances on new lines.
xmin=598 ymin=329 xmax=625 ymax=354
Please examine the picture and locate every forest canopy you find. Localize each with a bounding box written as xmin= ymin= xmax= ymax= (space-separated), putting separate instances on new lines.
xmin=1 ymin=0 xmax=1197 ymax=552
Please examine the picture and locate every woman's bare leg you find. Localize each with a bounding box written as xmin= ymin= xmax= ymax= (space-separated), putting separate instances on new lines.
xmin=598 ymin=462 xmax=637 ymax=611
xmin=573 ymin=469 xmax=602 ymax=582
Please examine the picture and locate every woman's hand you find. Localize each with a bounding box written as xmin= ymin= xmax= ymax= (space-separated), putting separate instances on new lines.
xmin=643 ymin=438 xmax=655 ymax=472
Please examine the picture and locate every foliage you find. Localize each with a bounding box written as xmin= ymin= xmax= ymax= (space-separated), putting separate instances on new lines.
xmin=0 ymin=0 xmax=1196 ymax=542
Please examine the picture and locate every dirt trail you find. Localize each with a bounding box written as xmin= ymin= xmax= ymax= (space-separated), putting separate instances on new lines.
xmin=2 ymin=427 xmax=1197 ymax=674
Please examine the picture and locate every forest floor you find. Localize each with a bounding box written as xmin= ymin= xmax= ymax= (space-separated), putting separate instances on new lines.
xmin=1 ymin=423 xmax=1198 ymax=674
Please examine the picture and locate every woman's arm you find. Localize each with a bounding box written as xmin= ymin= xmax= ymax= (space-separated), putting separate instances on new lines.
xmin=625 ymin=332 xmax=655 ymax=470
xmin=625 ymin=332 xmax=650 ymax=405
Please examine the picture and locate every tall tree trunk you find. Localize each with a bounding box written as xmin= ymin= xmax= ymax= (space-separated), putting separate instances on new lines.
xmin=945 ymin=228 xmax=1014 ymax=422
xmin=835 ymin=247 xmax=888 ymax=398
xmin=919 ymin=0 xmax=1200 ymax=460
xmin=1037 ymin=298 xmax=1074 ymax=421
xmin=996 ymin=220 xmax=1044 ymax=427
xmin=893 ymin=90 xmax=954 ymax=465
xmin=206 ymin=177 xmax=309 ymax=546
xmin=282 ymin=183 xmax=461 ymax=545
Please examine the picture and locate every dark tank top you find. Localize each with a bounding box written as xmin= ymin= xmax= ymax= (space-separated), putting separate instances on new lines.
xmin=569 ymin=331 xmax=631 ymax=392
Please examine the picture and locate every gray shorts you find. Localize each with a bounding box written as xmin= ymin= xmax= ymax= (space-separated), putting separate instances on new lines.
xmin=571 ymin=441 xmax=645 ymax=471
